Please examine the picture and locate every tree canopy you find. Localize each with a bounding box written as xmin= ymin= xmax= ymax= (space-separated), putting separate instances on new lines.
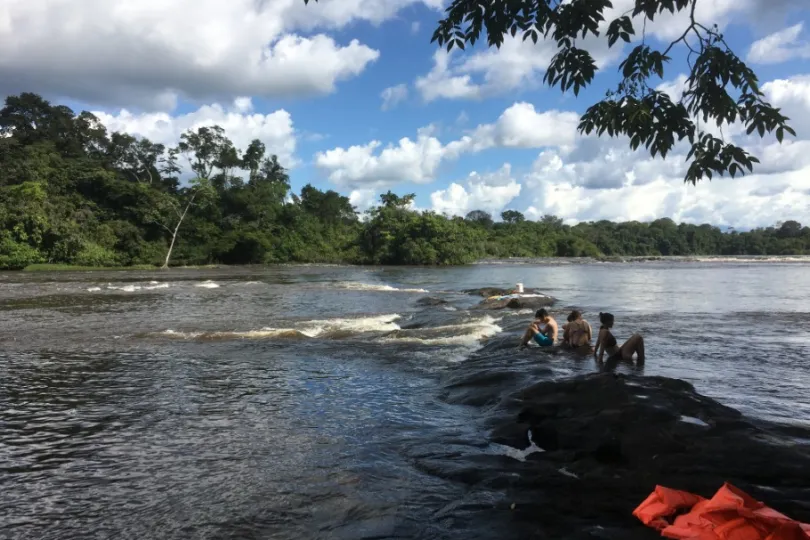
xmin=0 ymin=92 xmax=808 ymax=271
xmin=305 ymin=0 xmax=795 ymax=185
xmin=432 ymin=0 xmax=797 ymax=184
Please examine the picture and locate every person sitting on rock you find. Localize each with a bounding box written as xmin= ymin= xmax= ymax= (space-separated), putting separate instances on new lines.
xmin=520 ymin=308 xmax=558 ymax=348
xmin=563 ymin=310 xmax=592 ymax=350
xmin=561 ymin=312 xmax=575 ymax=344
xmin=594 ymin=312 xmax=645 ymax=365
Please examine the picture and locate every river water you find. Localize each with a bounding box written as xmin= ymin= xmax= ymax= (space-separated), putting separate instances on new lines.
xmin=1 ymin=259 xmax=809 ymax=539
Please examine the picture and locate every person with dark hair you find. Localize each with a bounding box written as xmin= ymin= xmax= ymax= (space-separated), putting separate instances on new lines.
xmin=520 ymin=308 xmax=558 ymax=347
xmin=594 ymin=312 xmax=645 ymax=364
xmin=562 ymin=310 xmax=592 ymax=350
xmin=561 ymin=311 xmax=576 ymax=346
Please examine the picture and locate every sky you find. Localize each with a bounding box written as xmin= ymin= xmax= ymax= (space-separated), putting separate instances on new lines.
xmin=1 ymin=0 xmax=810 ymax=229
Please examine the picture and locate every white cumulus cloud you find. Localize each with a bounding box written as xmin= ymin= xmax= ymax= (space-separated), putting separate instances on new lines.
xmin=0 ymin=0 xmax=448 ymax=110
xmin=515 ymin=72 xmax=810 ymax=227
xmin=314 ymin=126 xmax=446 ymax=188
xmin=521 ymin=161 xmax=810 ymax=229
xmin=94 ymin=97 xmax=297 ymax=168
xmin=430 ymin=164 xmax=522 ymax=217
xmin=380 ymin=84 xmax=408 ymax=111
xmin=348 ymin=188 xmax=381 ymax=213
xmin=761 ymin=75 xmax=810 ymax=139
xmin=747 ymin=23 xmax=810 ymax=64
xmin=315 ymin=102 xmax=580 ymax=188
xmin=458 ymin=103 xmax=581 ymax=153
xmin=414 ymin=35 xmax=619 ymax=103
xmin=412 ymin=0 xmax=809 ymax=103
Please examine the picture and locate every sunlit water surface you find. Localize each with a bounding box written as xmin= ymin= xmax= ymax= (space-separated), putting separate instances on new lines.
xmin=1 ymin=259 xmax=808 ymax=539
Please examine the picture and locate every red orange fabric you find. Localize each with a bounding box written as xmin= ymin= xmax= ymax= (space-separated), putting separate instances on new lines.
xmin=633 ymin=483 xmax=810 ymax=540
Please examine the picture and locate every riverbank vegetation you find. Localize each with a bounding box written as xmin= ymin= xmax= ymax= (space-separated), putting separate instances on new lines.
xmin=1 ymin=93 xmax=809 ymax=270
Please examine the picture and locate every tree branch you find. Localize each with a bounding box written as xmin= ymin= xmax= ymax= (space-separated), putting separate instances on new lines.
xmin=151 ymin=219 xmax=173 ymax=235
xmin=662 ymin=0 xmax=698 ymax=57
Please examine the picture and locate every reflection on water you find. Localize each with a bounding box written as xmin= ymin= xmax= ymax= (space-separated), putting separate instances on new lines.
xmin=0 ymin=260 xmax=809 ymax=538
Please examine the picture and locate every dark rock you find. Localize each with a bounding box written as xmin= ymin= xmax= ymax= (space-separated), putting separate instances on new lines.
xmin=481 ymin=295 xmax=555 ymax=310
xmin=463 ymin=287 xmax=514 ymax=297
xmin=487 ymin=295 xmax=555 ymax=310
xmin=416 ymin=296 xmax=449 ymax=306
xmin=426 ymin=369 xmax=810 ymax=539
xmin=461 ymin=286 xmax=557 ymax=310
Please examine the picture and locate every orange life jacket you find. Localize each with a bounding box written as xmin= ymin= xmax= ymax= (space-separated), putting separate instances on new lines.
xmin=633 ymin=483 xmax=810 ymax=540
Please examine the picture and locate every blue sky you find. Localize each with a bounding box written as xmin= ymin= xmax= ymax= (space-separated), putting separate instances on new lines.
xmin=2 ymin=0 xmax=810 ymax=228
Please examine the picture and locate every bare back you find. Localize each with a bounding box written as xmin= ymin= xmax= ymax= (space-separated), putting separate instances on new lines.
xmin=544 ymin=317 xmax=559 ymax=342
xmin=568 ymin=319 xmax=591 ymax=347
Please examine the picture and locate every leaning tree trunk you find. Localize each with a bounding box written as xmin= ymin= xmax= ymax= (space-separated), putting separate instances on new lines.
xmin=161 ymin=194 xmax=195 ymax=269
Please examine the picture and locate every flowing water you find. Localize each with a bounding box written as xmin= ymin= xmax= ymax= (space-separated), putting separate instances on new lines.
xmin=1 ymin=259 xmax=809 ymax=539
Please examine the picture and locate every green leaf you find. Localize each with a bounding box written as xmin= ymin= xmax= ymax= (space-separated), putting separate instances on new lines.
xmin=409 ymin=0 xmax=799 ymax=186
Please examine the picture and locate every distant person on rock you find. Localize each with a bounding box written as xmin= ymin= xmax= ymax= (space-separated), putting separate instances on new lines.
xmin=595 ymin=312 xmax=645 ymax=365
xmin=520 ymin=308 xmax=558 ymax=348
xmin=563 ymin=310 xmax=592 ymax=351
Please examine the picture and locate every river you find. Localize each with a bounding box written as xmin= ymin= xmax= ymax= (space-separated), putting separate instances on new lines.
xmin=1 ymin=258 xmax=809 ymax=539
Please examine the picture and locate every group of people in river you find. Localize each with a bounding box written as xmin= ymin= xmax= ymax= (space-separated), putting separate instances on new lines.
xmin=519 ymin=308 xmax=645 ymax=365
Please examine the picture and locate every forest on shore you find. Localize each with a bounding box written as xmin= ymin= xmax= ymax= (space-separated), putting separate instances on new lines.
xmin=1 ymin=93 xmax=809 ymax=270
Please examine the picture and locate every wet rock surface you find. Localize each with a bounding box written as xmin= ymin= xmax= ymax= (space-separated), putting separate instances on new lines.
xmin=420 ymin=338 xmax=810 ymax=539
xmin=463 ymin=287 xmax=517 ymax=297
xmin=463 ymin=287 xmax=556 ymax=311
xmin=416 ymin=296 xmax=450 ymax=306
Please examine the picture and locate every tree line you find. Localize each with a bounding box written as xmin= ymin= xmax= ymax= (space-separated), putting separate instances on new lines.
xmin=0 ymin=92 xmax=807 ymax=270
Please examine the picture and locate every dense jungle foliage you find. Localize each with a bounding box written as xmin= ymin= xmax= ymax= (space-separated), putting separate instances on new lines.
xmin=0 ymin=93 xmax=808 ymax=270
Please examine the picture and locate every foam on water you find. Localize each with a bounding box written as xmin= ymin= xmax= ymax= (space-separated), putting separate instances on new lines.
xmin=333 ymin=281 xmax=429 ymax=293
xmin=195 ymin=281 xmax=220 ymax=289
xmin=487 ymin=430 xmax=545 ymax=462
xmin=107 ymin=284 xmax=141 ymax=292
xmin=154 ymin=314 xmax=501 ymax=352
xmin=500 ymin=309 xmax=534 ymax=317
xmin=689 ymin=256 xmax=810 ymax=263
xmin=379 ymin=316 xmax=502 ymax=351
xmin=103 ymin=282 xmax=169 ymax=292
xmin=158 ymin=314 xmax=402 ymax=341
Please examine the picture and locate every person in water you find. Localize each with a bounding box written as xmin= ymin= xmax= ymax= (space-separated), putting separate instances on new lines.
xmin=520 ymin=308 xmax=558 ymax=347
xmin=594 ymin=312 xmax=645 ymax=364
xmin=562 ymin=310 xmax=592 ymax=350
xmin=561 ymin=311 xmax=576 ymax=345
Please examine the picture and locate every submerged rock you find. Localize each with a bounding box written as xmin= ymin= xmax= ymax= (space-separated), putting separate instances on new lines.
xmin=430 ymin=369 xmax=810 ymax=539
xmin=416 ymin=296 xmax=450 ymax=306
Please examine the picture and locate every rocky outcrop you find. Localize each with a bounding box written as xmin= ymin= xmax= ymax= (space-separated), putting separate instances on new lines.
xmin=427 ymin=359 xmax=810 ymax=539
xmin=416 ymin=296 xmax=450 ymax=306
xmin=463 ymin=287 xmax=556 ymax=310
xmin=463 ymin=287 xmax=517 ymax=297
